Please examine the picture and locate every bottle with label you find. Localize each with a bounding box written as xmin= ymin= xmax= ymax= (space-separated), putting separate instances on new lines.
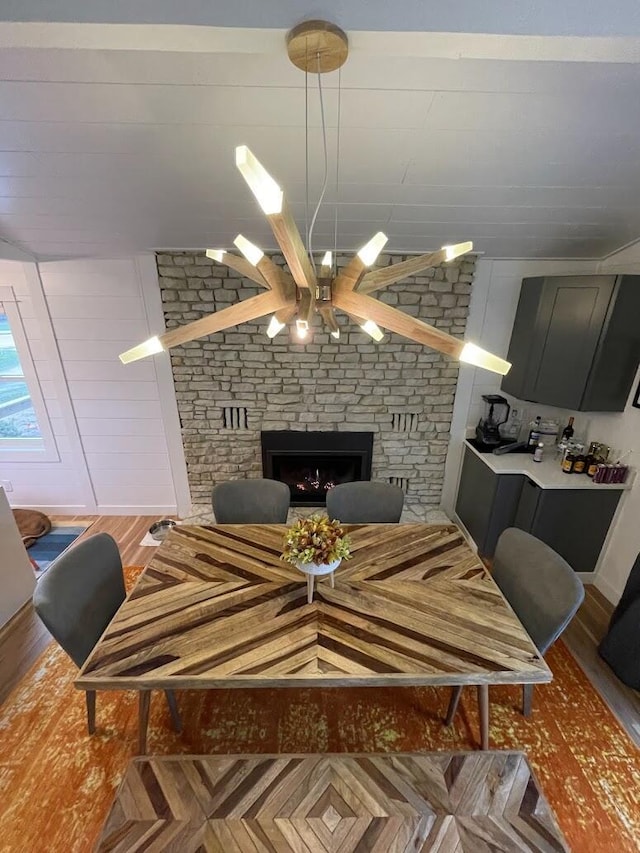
xmin=561 ymin=416 xmax=575 ymax=442
xmin=527 ymin=416 xmax=542 ymax=449
xmin=533 ymin=441 xmax=544 ymax=462
xmin=562 ymin=450 xmax=576 ymax=473
xmin=573 ymin=453 xmax=586 ymax=474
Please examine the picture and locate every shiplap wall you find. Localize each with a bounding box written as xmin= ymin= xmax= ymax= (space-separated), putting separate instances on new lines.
xmin=0 ymin=256 xmax=185 ymax=513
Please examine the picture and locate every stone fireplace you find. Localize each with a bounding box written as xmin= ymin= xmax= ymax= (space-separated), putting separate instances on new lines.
xmin=157 ymin=251 xmax=476 ymax=511
xmin=261 ymin=430 xmax=373 ymax=506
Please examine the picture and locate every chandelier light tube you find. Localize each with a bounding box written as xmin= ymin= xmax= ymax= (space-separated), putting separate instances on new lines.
xmin=235 ymin=146 xmax=283 ymax=215
xmin=459 ymin=343 xmax=511 ymax=376
xmin=233 ymin=234 xmax=264 ymax=267
xmin=357 ymin=232 xmax=388 ymax=266
xmin=360 ymin=319 xmax=384 ymax=342
xmin=119 ymin=336 xmax=164 ymax=364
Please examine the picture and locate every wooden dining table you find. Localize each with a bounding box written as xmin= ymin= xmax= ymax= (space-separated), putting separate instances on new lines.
xmin=76 ymin=523 xmax=551 ymax=753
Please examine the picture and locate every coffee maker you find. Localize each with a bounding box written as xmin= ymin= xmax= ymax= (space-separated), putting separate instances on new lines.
xmin=475 ymin=395 xmax=510 ymax=449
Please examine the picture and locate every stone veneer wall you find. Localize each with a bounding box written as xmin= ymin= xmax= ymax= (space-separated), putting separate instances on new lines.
xmin=157 ymin=251 xmax=476 ymax=509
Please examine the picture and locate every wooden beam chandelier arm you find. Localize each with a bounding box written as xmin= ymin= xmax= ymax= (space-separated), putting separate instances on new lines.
xmin=319 ymin=305 xmax=340 ymax=335
xmin=256 ymin=256 xmax=296 ymax=303
xmin=358 ymin=242 xmax=473 ymax=295
xmin=206 ymin=250 xmax=269 ymax=289
xmin=333 ymin=256 xmax=366 ymax=294
xmin=159 ymin=290 xmax=292 ymax=351
xmin=333 ymin=290 xmax=464 ymax=358
xmin=268 ymin=201 xmax=318 ymax=291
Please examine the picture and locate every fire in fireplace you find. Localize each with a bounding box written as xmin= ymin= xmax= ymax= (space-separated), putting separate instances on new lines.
xmin=261 ymin=431 xmax=374 ymax=506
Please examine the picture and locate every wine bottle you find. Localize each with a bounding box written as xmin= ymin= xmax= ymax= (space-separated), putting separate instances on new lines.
xmin=561 ymin=416 xmax=575 ymax=442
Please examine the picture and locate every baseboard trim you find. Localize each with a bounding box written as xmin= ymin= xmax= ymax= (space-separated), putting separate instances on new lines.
xmin=594 ymin=575 xmax=620 ymax=606
xmin=9 ymin=504 xmax=179 ymax=516
xmin=96 ymin=505 xmax=178 ymax=516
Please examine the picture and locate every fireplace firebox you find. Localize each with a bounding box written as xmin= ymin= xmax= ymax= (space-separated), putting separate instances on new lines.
xmin=261 ymin=431 xmax=374 ymax=506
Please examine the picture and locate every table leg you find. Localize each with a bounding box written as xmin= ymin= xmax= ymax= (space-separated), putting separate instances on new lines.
xmin=307 ymin=574 xmax=313 ymax=604
xmin=477 ymin=684 xmax=489 ymax=750
xmin=138 ymin=690 xmax=151 ymax=755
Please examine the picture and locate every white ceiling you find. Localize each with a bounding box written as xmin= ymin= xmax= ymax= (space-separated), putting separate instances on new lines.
xmin=2 ymin=11 xmax=640 ymax=260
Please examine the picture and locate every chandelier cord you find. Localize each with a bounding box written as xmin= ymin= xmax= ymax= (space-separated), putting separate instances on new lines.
xmin=333 ymin=65 xmax=342 ymax=275
xmin=307 ymin=52 xmax=329 ymax=274
xmin=304 ymin=45 xmax=309 ymax=251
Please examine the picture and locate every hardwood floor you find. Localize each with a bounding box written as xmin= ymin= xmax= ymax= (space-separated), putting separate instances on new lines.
xmin=563 ymin=585 xmax=640 ymax=747
xmin=0 ymin=515 xmax=159 ymax=707
xmin=1 ymin=516 xmax=639 ymax=750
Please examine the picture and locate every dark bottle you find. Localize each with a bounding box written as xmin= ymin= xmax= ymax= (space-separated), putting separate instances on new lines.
xmin=561 ymin=416 xmax=575 ymax=442
xmin=573 ymin=454 xmax=586 ymax=474
xmin=527 ymin=416 xmax=542 ymax=449
xmin=562 ymin=451 xmax=576 ymax=474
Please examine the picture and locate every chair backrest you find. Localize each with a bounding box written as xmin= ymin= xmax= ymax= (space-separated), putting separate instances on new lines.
xmin=492 ymin=528 xmax=584 ymax=655
xmin=33 ymin=532 xmax=125 ymax=669
xmin=212 ymin=478 xmax=290 ymax=523
xmin=326 ymin=481 xmax=404 ymax=523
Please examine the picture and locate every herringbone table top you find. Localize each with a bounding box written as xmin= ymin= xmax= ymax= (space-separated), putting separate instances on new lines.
xmin=77 ymin=524 xmax=551 ymax=690
xmin=96 ymin=752 xmax=568 ymax=852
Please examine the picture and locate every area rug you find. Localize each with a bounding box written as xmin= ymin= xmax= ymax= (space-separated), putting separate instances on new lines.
xmin=0 ymin=567 xmax=638 ymax=853
xmin=28 ymin=524 xmax=89 ymax=576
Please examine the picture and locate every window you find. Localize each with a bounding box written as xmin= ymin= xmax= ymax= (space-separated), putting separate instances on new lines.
xmin=0 ymin=289 xmax=58 ymax=461
xmin=0 ymin=312 xmax=43 ymax=439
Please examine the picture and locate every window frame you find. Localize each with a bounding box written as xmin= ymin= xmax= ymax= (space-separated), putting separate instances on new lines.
xmin=0 ymin=286 xmax=59 ymax=463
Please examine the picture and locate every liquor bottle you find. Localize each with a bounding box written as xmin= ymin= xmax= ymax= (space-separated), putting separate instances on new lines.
xmin=562 ymin=450 xmax=576 ymax=474
xmin=573 ymin=453 xmax=586 ymax=474
xmin=561 ymin=416 xmax=575 ymax=442
xmin=527 ymin=416 xmax=542 ymax=449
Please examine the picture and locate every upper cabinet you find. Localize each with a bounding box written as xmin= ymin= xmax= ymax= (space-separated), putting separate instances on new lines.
xmin=501 ymin=275 xmax=640 ymax=411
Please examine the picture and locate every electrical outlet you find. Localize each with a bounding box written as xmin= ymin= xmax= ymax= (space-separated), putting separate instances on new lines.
xmin=1 ymin=480 xmax=12 ymax=492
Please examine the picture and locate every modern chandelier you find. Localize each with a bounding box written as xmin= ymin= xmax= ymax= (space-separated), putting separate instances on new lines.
xmin=120 ymin=21 xmax=510 ymax=377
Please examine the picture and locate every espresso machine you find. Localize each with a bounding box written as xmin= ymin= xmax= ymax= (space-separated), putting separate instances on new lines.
xmin=475 ymin=395 xmax=510 ymax=449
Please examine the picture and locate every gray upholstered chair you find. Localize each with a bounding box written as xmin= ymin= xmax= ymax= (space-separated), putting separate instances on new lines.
xmin=326 ymin=481 xmax=404 ymax=523
xmin=446 ymin=527 xmax=584 ymax=722
xmin=33 ymin=532 xmax=181 ymax=736
xmin=212 ymin=478 xmax=290 ymax=523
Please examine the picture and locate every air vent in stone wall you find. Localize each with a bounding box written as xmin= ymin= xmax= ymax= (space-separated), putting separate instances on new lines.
xmin=392 ymin=413 xmax=419 ymax=433
xmin=389 ymin=477 xmax=409 ymax=493
xmin=222 ymin=406 xmax=248 ymax=430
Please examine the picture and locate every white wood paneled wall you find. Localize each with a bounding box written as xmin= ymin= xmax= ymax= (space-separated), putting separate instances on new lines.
xmin=0 ymin=255 xmax=189 ymax=515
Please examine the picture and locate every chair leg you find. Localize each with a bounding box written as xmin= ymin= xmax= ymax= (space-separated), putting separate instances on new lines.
xmin=477 ymin=684 xmax=490 ymax=750
xmin=85 ymin=690 xmax=96 ymax=735
xmin=522 ymin=684 xmax=534 ymax=717
xmin=445 ymin=686 xmax=463 ymax=726
xmin=138 ymin=691 xmax=151 ymax=755
xmin=164 ymin=690 xmax=182 ymax=732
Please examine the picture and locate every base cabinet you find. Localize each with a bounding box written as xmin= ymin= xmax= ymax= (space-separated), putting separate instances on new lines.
xmin=456 ymin=446 xmax=622 ymax=572
xmin=512 ymin=480 xmax=621 ymax=573
xmin=455 ymin=447 xmax=524 ymax=558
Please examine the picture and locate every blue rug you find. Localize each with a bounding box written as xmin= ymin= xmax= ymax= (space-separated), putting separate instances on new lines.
xmin=29 ymin=525 xmax=88 ymax=577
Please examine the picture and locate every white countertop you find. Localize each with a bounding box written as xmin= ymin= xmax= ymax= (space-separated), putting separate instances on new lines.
xmin=464 ymin=440 xmax=634 ymax=490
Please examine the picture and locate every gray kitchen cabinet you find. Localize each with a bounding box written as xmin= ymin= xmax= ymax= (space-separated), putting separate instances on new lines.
xmin=456 ymin=446 xmax=524 ymax=557
xmin=512 ymin=479 xmax=622 ymax=573
xmin=501 ymin=274 xmax=640 ymax=411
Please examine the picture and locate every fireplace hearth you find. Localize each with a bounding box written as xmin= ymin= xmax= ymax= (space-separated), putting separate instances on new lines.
xmin=261 ymin=431 xmax=374 ymax=506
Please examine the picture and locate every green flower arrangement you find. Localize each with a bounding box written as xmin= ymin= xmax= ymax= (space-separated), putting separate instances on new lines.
xmin=282 ymin=513 xmax=351 ymax=566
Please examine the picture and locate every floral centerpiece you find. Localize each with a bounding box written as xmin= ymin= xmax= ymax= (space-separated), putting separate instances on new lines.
xmin=282 ymin=513 xmax=351 ymax=567
xmin=282 ymin=514 xmax=351 ymax=602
